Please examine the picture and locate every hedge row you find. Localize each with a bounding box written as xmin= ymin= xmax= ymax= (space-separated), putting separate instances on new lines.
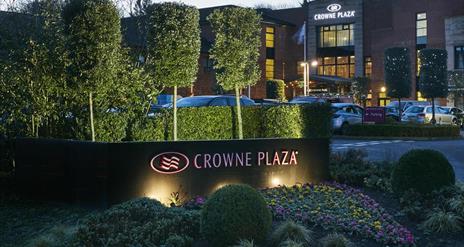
xmin=345 ymin=124 xmax=461 ymax=138
xmin=128 ymin=104 xmax=332 ymax=141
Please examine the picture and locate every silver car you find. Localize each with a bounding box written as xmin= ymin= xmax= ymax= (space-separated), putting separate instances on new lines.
xmin=332 ymin=103 xmax=364 ymax=133
xmin=401 ymin=105 xmax=458 ymax=125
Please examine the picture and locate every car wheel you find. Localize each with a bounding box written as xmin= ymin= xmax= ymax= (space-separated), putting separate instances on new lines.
xmin=452 ymin=118 xmax=458 ymax=126
xmin=341 ymin=122 xmax=349 ymax=135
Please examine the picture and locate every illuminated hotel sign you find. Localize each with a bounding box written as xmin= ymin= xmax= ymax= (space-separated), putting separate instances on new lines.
xmin=314 ymin=3 xmax=356 ymax=21
xmin=14 ymin=138 xmax=329 ymax=205
xmin=150 ymin=151 xmax=300 ymax=174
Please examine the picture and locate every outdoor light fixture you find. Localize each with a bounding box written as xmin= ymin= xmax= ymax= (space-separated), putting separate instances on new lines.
xmin=311 ymin=60 xmax=318 ymax=67
xmin=271 ymin=177 xmax=281 ymax=187
xmin=381 ymin=86 xmax=386 ymax=93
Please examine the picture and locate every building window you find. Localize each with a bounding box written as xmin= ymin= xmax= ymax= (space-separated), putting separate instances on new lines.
xmin=266 ymin=27 xmax=274 ymax=48
xmin=318 ymin=24 xmax=354 ymax=48
xmin=416 ymin=49 xmax=422 ymax=76
xmin=364 ymin=57 xmax=372 ymax=78
xmin=456 ymin=46 xmax=464 ymax=69
xmin=317 ymin=56 xmax=355 ymax=78
xmin=266 ymin=59 xmax=274 ymax=79
xmin=416 ymin=12 xmax=427 ymax=45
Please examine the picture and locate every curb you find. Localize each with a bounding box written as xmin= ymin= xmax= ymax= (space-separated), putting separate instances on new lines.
xmin=333 ymin=135 xmax=463 ymax=141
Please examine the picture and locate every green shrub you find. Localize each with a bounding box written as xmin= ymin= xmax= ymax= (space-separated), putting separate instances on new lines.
xmin=27 ymin=226 xmax=77 ymax=247
xmin=267 ymin=79 xmax=287 ymax=102
xmin=279 ymin=239 xmax=304 ymax=247
xmin=301 ymin=103 xmax=333 ymax=139
xmin=391 ymin=149 xmax=455 ymax=195
xmin=399 ymin=189 xmax=426 ymax=220
xmin=201 ymin=184 xmax=272 ymax=247
xmin=232 ymin=239 xmax=256 ymax=247
xmin=449 ymin=195 xmax=464 ymax=217
xmin=270 ymin=221 xmax=312 ymax=247
xmin=75 ymin=197 xmax=200 ymax=247
xmin=263 ymin=106 xmax=302 ymax=138
xmin=126 ymin=117 xmax=164 ymax=141
xmin=319 ymin=233 xmax=353 ymax=247
xmin=421 ymin=209 xmax=463 ymax=233
xmin=164 ymin=106 xmax=235 ymax=140
xmin=330 ymin=149 xmax=393 ymax=191
xmin=242 ymin=106 xmax=264 ymax=139
xmin=345 ymin=124 xmax=460 ymax=138
xmin=138 ymin=104 xmax=332 ymax=141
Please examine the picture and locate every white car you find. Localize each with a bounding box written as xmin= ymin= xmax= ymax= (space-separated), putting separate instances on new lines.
xmin=401 ymin=106 xmax=458 ymax=125
xmin=332 ymin=103 xmax=364 ymax=133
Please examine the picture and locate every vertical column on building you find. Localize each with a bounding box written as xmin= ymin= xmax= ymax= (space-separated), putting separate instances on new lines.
xmin=354 ymin=0 xmax=364 ymax=77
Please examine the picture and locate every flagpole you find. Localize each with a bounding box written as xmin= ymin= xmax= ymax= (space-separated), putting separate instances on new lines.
xmin=303 ymin=21 xmax=307 ymax=96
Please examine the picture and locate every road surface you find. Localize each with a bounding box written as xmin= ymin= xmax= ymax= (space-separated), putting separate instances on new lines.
xmin=332 ymin=133 xmax=464 ymax=180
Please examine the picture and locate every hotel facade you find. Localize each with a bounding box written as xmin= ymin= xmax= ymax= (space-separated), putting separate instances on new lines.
xmin=122 ymin=0 xmax=464 ymax=107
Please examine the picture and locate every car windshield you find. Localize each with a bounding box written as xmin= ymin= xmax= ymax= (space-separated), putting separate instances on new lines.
xmin=387 ymin=101 xmax=407 ymax=109
xmin=405 ymin=106 xmax=424 ymax=113
xmin=386 ymin=107 xmax=398 ymax=113
xmin=331 ymin=106 xmax=342 ymax=113
xmin=176 ymin=97 xmax=213 ymax=107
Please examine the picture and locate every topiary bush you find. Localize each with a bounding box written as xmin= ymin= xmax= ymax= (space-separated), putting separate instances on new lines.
xmin=201 ymin=184 xmax=272 ymax=247
xmin=75 ymin=197 xmax=200 ymax=247
xmin=391 ymin=149 xmax=455 ymax=195
xmin=267 ymin=79 xmax=287 ymax=102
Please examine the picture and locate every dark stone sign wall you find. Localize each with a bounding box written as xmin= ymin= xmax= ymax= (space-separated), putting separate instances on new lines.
xmin=14 ymin=138 xmax=329 ymax=206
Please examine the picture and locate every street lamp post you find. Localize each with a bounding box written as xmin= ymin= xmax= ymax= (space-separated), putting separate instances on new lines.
xmin=301 ymin=60 xmax=318 ymax=96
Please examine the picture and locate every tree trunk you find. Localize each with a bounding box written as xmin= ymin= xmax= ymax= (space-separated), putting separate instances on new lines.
xmin=398 ymin=98 xmax=402 ymax=122
xmin=173 ymin=85 xmax=178 ymax=141
xmin=89 ymin=92 xmax=95 ymax=141
xmin=431 ymin=97 xmax=436 ymax=125
xmin=235 ymin=85 xmax=243 ymax=139
xmin=31 ymin=115 xmax=35 ymax=137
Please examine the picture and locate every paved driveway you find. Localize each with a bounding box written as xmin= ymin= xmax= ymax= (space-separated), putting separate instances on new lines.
xmin=332 ymin=134 xmax=464 ymax=181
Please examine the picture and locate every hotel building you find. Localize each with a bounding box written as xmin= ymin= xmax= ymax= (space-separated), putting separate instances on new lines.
xmin=122 ymin=0 xmax=464 ymax=106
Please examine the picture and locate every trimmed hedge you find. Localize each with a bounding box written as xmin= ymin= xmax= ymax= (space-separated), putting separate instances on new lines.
xmin=345 ymin=124 xmax=460 ymax=138
xmin=391 ymin=149 xmax=455 ymax=194
xmin=266 ymin=79 xmax=287 ymax=102
xmin=134 ymin=103 xmax=332 ymax=141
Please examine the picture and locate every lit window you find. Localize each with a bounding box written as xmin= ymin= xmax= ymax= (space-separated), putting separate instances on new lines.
xmin=417 ymin=50 xmax=422 ymax=76
xmin=417 ymin=91 xmax=426 ymax=101
xmin=266 ymin=27 xmax=274 ymax=48
xmin=318 ymin=24 xmax=354 ymax=48
xmin=364 ymin=57 xmax=372 ymax=78
xmin=266 ymin=59 xmax=274 ymax=79
xmin=455 ymin=46 xmax=464 ymax=69
xmin=416 ymin=13 xmax=427 ymax=45
xmin=317 ymin=56 xmax=355 ymax=78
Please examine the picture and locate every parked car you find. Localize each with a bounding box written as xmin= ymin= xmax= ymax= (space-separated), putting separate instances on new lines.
xmin=288 ymin=96 xmax=327 ymax=104
xmin=253 ymin=99 xmax=281 ymax=106
xmin=331 ymin=103 xmax=364 ymax=134
xmin=385 ymin=106 xmax=400 ymax=121
xmin=442 ymin=107 xmax=464 ymax=128
xmin=387 ymin=100 xmax=430 ymax=112
xmin=401 ymin=105 xmax=458 ymax=125
xmin=166 ymin=95 xmax=256 ymax=108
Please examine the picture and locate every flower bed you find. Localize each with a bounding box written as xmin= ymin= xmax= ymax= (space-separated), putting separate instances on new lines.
xmin=262 ymin=182 xmax=414 ymax=245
